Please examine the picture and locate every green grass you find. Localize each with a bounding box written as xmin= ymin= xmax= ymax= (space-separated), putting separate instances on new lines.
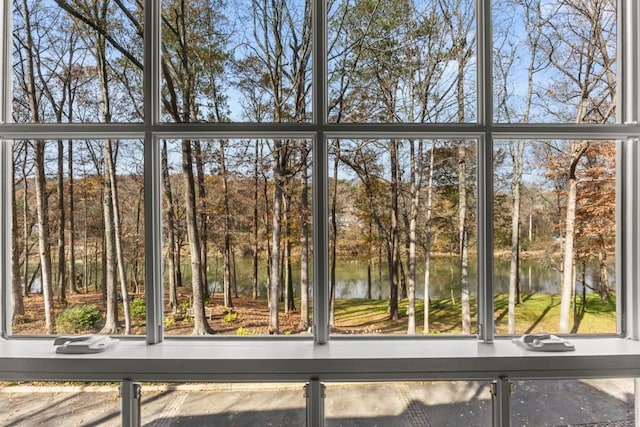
xmin=494 ymin=293 xmax=617 ymax=335
xmin=332 ymin=293 xmax=617 ymax=335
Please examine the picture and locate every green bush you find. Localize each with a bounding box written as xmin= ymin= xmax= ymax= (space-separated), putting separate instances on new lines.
xmin=223 ymin=310 xmax=238 ymax=323
xmin=129 ymin=297 xmax=146 ymax=321
xmin=56 ymin=304 xmax=101 ymax=333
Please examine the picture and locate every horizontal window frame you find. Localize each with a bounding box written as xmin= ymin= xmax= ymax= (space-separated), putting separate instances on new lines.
xmin=1 ymin=337 xmax=640 ymax=382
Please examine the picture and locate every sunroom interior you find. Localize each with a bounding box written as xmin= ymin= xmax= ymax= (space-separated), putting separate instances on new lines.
xmin=1 ymin=0 xmax=640 ymax=426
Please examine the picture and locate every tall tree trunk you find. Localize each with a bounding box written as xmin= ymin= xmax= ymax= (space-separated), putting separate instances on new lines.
xmin=82 ymin=194 xmax=89 ymax=293
xmin=35 ymin=141 xmax=55 ymax=334
xmin=598 ymin=249 xmax=610 ymax=302
xmin=22 ymin=150 xmax=30 ymax=298
xmin=221 ymin=140 xmax=233 ymax=309
xmin=407 ymin=140 xmax=423 ymax=334
xmin=194 ymin=140 xmax=209 ymax=299
xmin=182 ymin=140 xmax=214 ymax=335
xmin=21 ymin=0 xmax=54 ymax=334
xmin=458 ymin=139 xmax=470 ymax=334
xmin=559 ymin=142 xmax=587 ymax=333
xmin=11 ymin=155 xmax=25 ymax=319
xmin=424 ymin=140 xmax=436 ymax=334
xmin=105 ymin=140 xmax=131 ymax=334
xmin=299 ymin=151 xmax=310 ymax=329
xmin=284 ymin=193 xmax=295 ymax=313
xmin=263 ymin=169 xmax=272 ymax=303
xmin=67 ymin=141 xmax=78 ymax=294
xmin=506 ymin=2 xmax=541 ymax=333
xmin=507 ymin=141 xmax=524 ymax=334
xmin=100 ymin=168 xmax=119 ymax=334
xmin=388 ymin=139 xmax=400 ymax=320
xmin=440 ymin=0 xmax=472 ymax=334
xmin=252 ymin=140 xmax=260 ymax=300
xmin=56 ymin=140 xmax=66 ymax=304
xmin=329 ymin=142 xmax=340 ymax=326
xmin=162 ymin=142 xmax=179 ymax=312
xmin=92 ymin=8 xmax=132 ymax=333
xmin=269 ymin=143 xmax=285 ymax=334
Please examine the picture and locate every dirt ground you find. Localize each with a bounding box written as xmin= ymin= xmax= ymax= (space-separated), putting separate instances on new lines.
xmin=11 ymin=290 xmax=307 ymax=336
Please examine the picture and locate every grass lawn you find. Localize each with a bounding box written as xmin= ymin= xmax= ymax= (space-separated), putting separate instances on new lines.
xmin=332 ymin=293 xmax=617 ymax=335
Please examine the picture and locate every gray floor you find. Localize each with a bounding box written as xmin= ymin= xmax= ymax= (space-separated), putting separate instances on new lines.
xmin=0 ymin=379 xmax=634 ymax=426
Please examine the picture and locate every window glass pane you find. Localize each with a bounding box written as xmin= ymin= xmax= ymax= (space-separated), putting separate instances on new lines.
xmin=493 ymin=139 xmax=617 ymax=335
xmin=142 ymin=382 xmax=306 ymax=425
xmin=161 ymin=0 xmax=312 ymax=123
xmin=511 ymin=379 xmax=634 ymax=425
xmin=330 ymin=139 xmax=477 ymax=335
xmin=493 ymin=0 xmax=617 ymax=124
xmin=12 ymin=1 xmax=144 ymax=123
xmin=162 ymin=139 xmax=312 ymax=336
xmin=11 ymin=140 xmax=145 ymax=336
xmin=325 ymin=381 xmax=491 ymax=426
xmin=1 ymin=382 xmax=121 ymax=426
xmin=328 ymin=0 xmax=477 ymax=123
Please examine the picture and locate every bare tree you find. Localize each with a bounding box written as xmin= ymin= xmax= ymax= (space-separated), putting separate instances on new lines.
xmin=438 ymin=0 xmax=475 ymax=334
xmin=11 ymin=149 xmax=26 ymax=319
xmin=535 ymin=0 xmax=616 ymax=332
xmin=162 ymin=142 xmax=179 ymax=313
xmin=17 ymin=0 xmax=55 ymax=333
xmin=494 ymin=0 xmax=552 ymax=334
xmin=423 ymin=140 xmax=436 ymax=333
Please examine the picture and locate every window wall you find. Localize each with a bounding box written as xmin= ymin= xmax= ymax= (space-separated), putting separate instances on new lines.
xmin=0 ymin=0 xmax=640 ymax=425
xmin=3 ymin=0 xmax=635 ymax=341
xmin=1 ymin=0 xmax=640 ymax=425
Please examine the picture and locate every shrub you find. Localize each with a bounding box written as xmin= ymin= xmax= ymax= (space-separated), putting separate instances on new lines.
xmin=129 ymin=297 xmax=146 ymax=321
xmin=56 ymin=304 xmax=101 ymax=333
xmin=223 ymin=311 xmax=238 ymax=323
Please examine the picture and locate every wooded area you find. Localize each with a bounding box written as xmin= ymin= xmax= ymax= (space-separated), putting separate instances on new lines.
xmin=10 ymin=0 xmax=617 ymax=336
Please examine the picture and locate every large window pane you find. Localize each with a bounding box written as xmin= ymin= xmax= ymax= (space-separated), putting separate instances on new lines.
xmin=330 ymin=139 xmax=477 ymax=335
xmin=325 ymin=381 xmax=492 ymax=426
xmin=511 ymin=379 xmax=634 ymax=426
xmin=161 ymin=0 xmax=312 ymax=123
xmin=12 ymin=1 xmax=144 ymax=123
xmin=493 ymin=0 xmax=617 ymax=124
xmin=493 ymin=139 xmax=617 ymax=335
xmin=11 ymin=140 xmax=145 ymax=336
xmin=142 ymin=382 xmax=306 ymax=425
xmin=162 ymin=139 xmax=313 ymax=336
xmin=328 ymin=0 xmax=477 ymax=123
xmin=0 ymin=382 xmax=121 ymax=426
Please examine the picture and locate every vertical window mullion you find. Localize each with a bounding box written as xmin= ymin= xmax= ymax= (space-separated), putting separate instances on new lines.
xmin=621 ymin=0 xmax=639 ymax=124
xmin=0 ymin=0 xmax=11 ymax=336
xmin=624 ymin=138 xmax=640 ymax=339
xmin=1 ymin=142 xmax=11 ymax=336
xmin=621 ymin=0 xmax=639 ymax=339
xmin=477 ymin=0 xmax=494 ymax=342
xmin=144 ymin=0 xmax=163 ymax=344
xmin=313 ymin=0 xmax=329 ymax=344
xmin=0 ymin=0 xmax=8 ymax=124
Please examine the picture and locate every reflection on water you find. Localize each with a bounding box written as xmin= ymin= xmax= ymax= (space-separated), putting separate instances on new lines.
xmin=333 ymin=257 xmax=614 ymax=300
xmin=27 ymin=256 xmax=614 ymax=301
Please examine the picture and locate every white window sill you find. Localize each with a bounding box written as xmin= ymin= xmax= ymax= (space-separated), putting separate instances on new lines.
xmin=0 ymin=337 xmax=639 ymax=382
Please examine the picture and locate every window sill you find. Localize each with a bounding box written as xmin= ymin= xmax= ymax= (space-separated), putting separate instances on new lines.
xmin=0 ymin=337 xmax=639 ymax=382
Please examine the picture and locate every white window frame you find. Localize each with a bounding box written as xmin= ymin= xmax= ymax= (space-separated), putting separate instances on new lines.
xmin=1 ymin=0 xmax=640 ymax=425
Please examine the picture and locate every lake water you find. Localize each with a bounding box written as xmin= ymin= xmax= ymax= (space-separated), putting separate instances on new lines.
xmin=205 ymin=256 xmax=615 ymax=300
xmin=27 ymin=256 xmax=614 ymax=300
